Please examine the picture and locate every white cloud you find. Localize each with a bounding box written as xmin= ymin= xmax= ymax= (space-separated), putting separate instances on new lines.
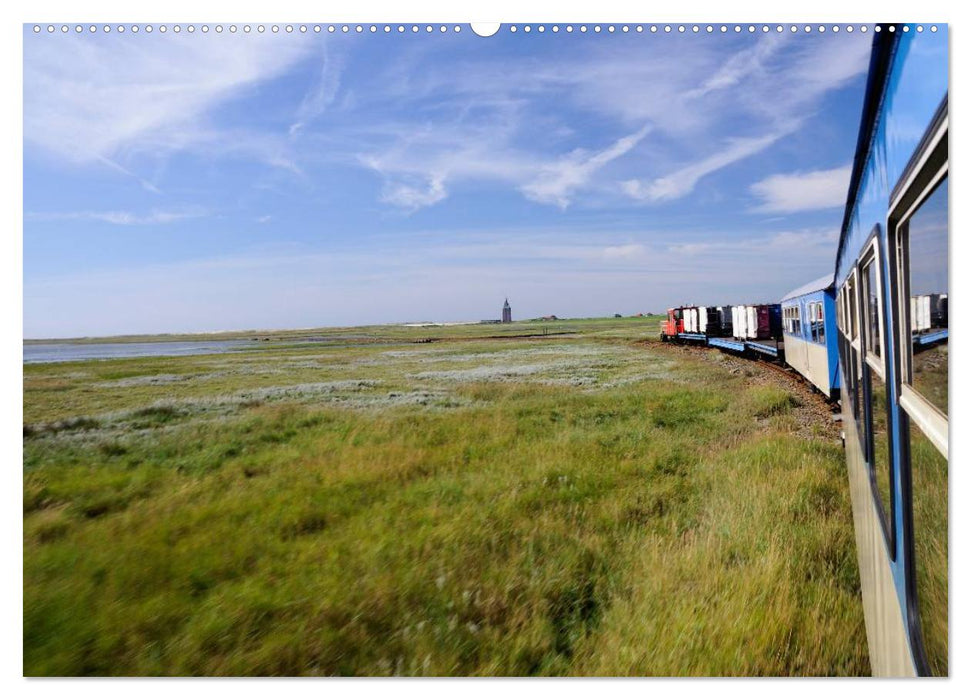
xmin=289 ymin=45 xmax=343 ymax=137
xmin=621 ymin=132 xmax=785 ymax=202
xmin=520 ymin=126 xmax=651 ymax=208
xmin=26 ymin=208 xmax=208 ymax=225
xmin=749 ymin=164 xmax=852 ymax=213
xmin=345 ymin=32 xmax=870 ymax=211
xmin=602 ymin=243 xmax=647 ymax=260
xmin=24 ymin=32 xmax=314 ymax=166
xmin=380 ymin=175 xmax=448 ymax=211
xmin=668 ymin=226 xmax=837 ymax=257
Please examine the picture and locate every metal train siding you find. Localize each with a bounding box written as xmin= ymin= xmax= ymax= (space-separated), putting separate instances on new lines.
xmin=833 ymin=26 xmax=948 ymax=677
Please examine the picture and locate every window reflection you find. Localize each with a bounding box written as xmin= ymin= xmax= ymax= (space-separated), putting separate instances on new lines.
xmin=870 ymin=369 xmax=891 ymax=530
xmin=848 ymin=275 xmax=858 ymax=341
xmin=909 ymin=420 xmax=948 ymax=676
xmin=865 ymin=260 xmax=882 ymax=360
xmin=907 ymin=177 xmax=949 ymax=416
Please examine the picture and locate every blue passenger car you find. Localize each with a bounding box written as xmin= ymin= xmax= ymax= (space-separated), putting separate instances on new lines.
xmin=780 ymin=275 xmax=840 ymax=400
xmin=834 ymin=25 xmax=948 ymax=677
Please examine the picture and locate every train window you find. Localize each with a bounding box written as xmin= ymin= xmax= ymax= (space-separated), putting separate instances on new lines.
xmin=862 ymin=256 xmax=883 ymax=366
xmin=859 ymin=243 xmax=892 ymax=539
xmin=892 ymin=141 xmax=948 ymax=675
xmin=902 ymin=177 xmax=948 ymax=417
xmin=815 ymin=303 xmax=826 ymax=345
xmin=841 ymin=287 xmax=848 ymax=335
xmin=868 ymin=365 xmax=893 ymax=536
xmin=806 ymin=302 xmax=825 ymax=344
xmin=839 ymin=277 xmax=862 ymax=423
xmin=783 ymin=306 xmax=800 ymax=335
xmin=908 ymin=417 xmax=948 ymax=676
xmin=847 ymin=273 xmax=859 ymax=341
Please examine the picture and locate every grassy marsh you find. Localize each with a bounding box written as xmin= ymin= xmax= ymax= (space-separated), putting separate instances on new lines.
xmin=23 ymin=318 xmax=868 ymax=676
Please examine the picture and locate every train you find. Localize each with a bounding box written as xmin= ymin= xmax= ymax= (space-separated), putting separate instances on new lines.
xmin=659 ymin=25 xmax=948 ymax=676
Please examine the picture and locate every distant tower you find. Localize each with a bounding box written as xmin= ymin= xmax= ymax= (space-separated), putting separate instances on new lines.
xmin=502 ymin=298 xmax=512 ymax=323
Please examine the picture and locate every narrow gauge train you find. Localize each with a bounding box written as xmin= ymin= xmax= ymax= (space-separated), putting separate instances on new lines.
xmin=659 ymin=25 xmax=948 ymax=676
xmin=661 ymin=302 xmax=788 ymax=364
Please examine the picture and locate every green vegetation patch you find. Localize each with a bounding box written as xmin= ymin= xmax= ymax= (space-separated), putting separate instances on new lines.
xmin=23 ymin=319 xmax=867 ymax=676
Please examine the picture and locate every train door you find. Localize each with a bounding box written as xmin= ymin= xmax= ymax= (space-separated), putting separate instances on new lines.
xmin=799 ymin=301 xmax=811 ymax=375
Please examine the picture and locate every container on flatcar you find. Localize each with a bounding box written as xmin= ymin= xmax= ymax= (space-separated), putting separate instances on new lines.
xmin=717 ymin=306 xmax=733 ymax=335
xmin=732 ymin=304 xmax=781 ymax=340
xmin=731 ymin=306 xmax=745 ymax=339
xmin=685 ymin=307 xmax=698 ymax=333
xmin=911 ymin=293 xmax=948 ymax=334
xmin=697 ymin=306 xmax=725 ymax=336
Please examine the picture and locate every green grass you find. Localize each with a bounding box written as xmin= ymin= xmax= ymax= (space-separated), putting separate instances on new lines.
xmin=23 ymin=318 xmax=868 ymax=676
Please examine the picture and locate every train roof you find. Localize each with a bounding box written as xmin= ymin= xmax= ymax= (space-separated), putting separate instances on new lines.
xmin=781 ymin=274 xmax=835 ymax=302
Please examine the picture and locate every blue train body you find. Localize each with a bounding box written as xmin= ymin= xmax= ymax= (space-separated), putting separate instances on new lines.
xmin=832 ymin=26 xmax=948 ymax=677
xmin=781 ymin=275 xmax=841 ymax=401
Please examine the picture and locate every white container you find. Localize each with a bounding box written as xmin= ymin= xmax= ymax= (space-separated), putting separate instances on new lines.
xmin=687 ymin=307 xmax=698 ymax=333
xmin=746 ymin=306 xmax=758 ymax=339
xmin=913 ymin=295 xmax=931 ymax=332
xmin=732 ymin=306 xmax=745 ymax=339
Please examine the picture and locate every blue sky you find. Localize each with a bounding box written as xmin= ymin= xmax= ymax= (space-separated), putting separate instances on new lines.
xmin=24 ymin=26 xmax=875 ymax=338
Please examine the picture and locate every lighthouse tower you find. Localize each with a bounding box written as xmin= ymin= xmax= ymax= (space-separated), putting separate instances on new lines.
xmin=502 ymin=298 xmax=512 ymax=324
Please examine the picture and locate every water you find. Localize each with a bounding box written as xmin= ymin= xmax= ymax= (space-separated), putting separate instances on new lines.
xmin=23 ymin=339 xmax=258 ymax=364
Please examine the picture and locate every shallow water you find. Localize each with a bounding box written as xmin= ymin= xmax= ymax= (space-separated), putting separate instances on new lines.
xmin=23 ymin=340 xmax=257 ymax=364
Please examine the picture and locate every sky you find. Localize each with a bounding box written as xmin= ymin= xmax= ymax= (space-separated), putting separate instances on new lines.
xmin=24 ymin=25 xmax=876 ymax=338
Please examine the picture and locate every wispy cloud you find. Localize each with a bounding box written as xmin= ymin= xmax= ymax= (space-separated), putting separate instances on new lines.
xmin=685 ymin=34 xmax=786 ymax=99
xmin=24 ymin=32 xmax=314 ymax=168
xmin=621 ymin=131 xmax=786 ymax=202
xmin=26 ymin=207 xmax=208 ymax=225
xmin=668 ymin=227 xmax=838 ymax=256
xmin=380 ymin=174 xmax=448 ymax=211
xmin=749 ymin=164 xmax=852 ymax=213
xmin=340 ymin=32 xmax=869 ymax=211
xmin=520 ymin=126 xmax=651 ymax=208
xmin=289 ymin=44 xmax=343 ymax=137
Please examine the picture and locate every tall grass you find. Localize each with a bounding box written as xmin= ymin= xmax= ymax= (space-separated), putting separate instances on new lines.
xmin=23 ymin=327 xmax=867 ymax=676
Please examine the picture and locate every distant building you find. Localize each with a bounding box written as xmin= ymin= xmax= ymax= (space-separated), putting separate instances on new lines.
xmin=502 ymin=298 xmax=512 ymax=324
